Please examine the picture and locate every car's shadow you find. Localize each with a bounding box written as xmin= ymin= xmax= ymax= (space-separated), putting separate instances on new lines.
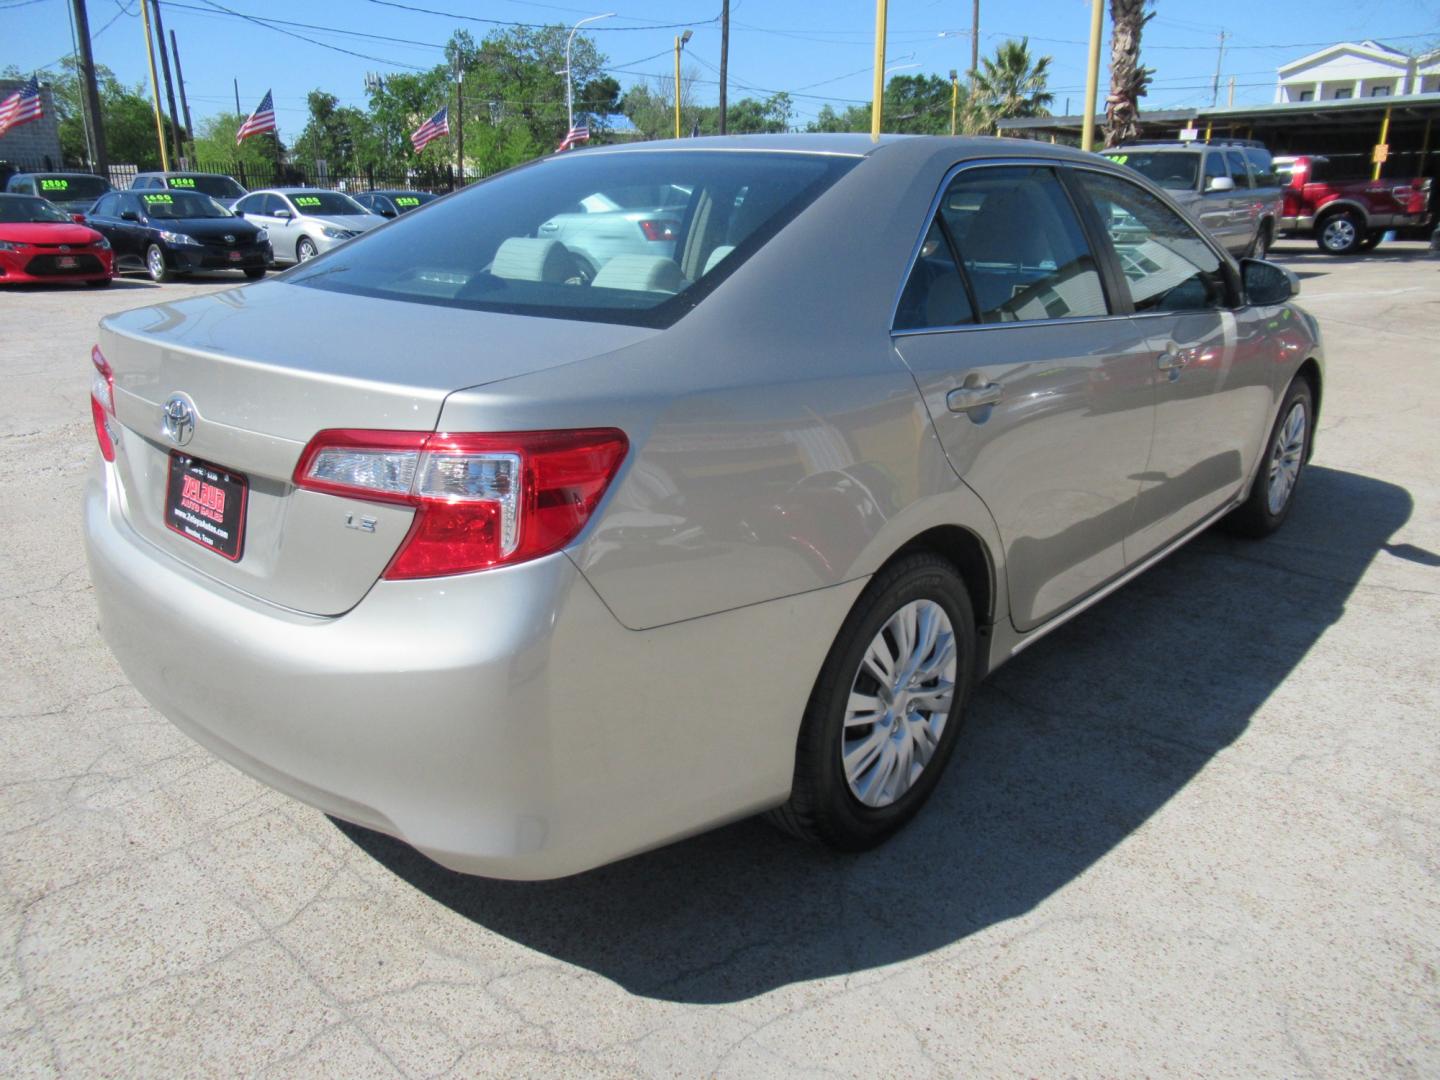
xmin=335 ymin=464 xmax=1411 ymax=1004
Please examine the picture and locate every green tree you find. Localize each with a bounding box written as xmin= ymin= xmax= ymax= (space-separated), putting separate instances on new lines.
xmin=883 ymin=75 xmax=957 ymax=135
xmin=191 ymin=112 xmax=285 ymax=176
xmin=806 ymin=102 xmax=870 ymax=133
xmin=970 ymin=38 xmax=1054 ymax=133
xmin=293 ymin=90 xmax=370 ymax=173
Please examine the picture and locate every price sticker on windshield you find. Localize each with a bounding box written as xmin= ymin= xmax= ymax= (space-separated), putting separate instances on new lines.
xmin=294 ymin=196 xmax=322 ymax=207
xmin=168 ymin=177 xmax=197 ymax=188
xmin=40 ymin=178 xmax=70 ymax=191
xmin=395 ymin=196 xmax=420 ymax=207
xmin=143 ymin=193 xmax=175 ymax=203
xmin=1103 ymin=153 xmax=1129 ymax=165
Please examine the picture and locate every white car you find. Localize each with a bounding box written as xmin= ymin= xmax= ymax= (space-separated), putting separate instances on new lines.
xmin=233 ymin=188 xmax=385 ymax=265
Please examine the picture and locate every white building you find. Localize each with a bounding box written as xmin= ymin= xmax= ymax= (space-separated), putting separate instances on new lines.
xmin=1275 ymin=40 xmax=1440 ymax=103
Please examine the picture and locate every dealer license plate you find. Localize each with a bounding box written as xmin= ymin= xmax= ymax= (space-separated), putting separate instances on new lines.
xmin=228 ymin=250 xmax=242 ymax=262
xmin=164 ymin=453 xmax=248 ymax=561
xmin=57 ymin=256 xmax=78 ymax=269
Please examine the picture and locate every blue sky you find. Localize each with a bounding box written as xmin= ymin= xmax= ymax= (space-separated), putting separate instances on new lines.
xmin=6 ymin=0 xmax=1439 ymax=133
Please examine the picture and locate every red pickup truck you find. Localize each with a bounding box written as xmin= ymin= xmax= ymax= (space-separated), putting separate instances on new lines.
xmin=1274 ymin=155 xmax=1432 ymax=255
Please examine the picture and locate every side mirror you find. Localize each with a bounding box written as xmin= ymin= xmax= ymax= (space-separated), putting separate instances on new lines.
xmin=1242 ymin=258 xmax=1298 ymax=305
xmin=380 ymin=207 xmax=397 ymax=218
xmin=120 ymin=210 xmax=139 ymax=222
xmin=274 ymin=209 xmax=293 ymax=220
xmin=1207 ymin=176 xmax=1236 ymax=193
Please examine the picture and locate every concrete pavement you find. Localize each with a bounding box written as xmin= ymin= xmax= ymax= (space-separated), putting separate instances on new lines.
xmin=1 ymin=247 xmax=1437 ymax=1077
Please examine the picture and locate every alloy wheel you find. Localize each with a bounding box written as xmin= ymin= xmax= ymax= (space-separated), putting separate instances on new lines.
xmin=147 ymin=247 xmax=165 ymax=281
xmin=1322 ymin=217 xmax=1356 ymax=253
xmin=842 ymin=599 xmax=957 ymax=808
xmin=1266 ymin=401 xmax=1307 ymax=515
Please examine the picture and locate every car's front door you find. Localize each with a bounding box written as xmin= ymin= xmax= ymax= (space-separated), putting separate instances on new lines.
xmin=892 ymin=163 xmax=1157 ymax=632
xmin=111 ymin=194 xmax=149 ymax=260
xmin=1071 ymin=168 xmax=1277 ymax=561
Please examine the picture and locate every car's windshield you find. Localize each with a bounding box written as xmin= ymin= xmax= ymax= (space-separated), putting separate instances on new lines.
xmin=0 ymin=195 xmax=71 ymax=223
xmin=288 ymin=191 xmax=367 ymax=216
xmin=137 ymin=191 xmax=232 ymax=219
xmin=1101 ymin=151 xmax=1200 ymax=191
xmin=287 ymin=151 xmax=856 ymax=328
xmin=34 ymin=175 xmax=109 ymax=201
xmin=166 ymin=174 xmax=246 ymax=198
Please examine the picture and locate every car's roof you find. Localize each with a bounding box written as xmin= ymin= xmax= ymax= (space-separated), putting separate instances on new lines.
xmin=258 ymin=187 xmax=356 ymax=195
xmin=9 ymin=171 xmax=109 ymax=178
xmin=364 ymin=189 xmax=431 ymax=196
xmin=1113 ymin=143 xmax=1203 ymax=152
xmin=134 ymin=170 xmax=239 ymax=178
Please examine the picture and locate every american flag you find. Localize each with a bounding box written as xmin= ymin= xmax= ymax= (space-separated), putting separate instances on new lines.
xmin=410 ymin=105 xmax=449 ymax=153
xmin=236 ymin=90 xmax=276 ymax=144
xmin=555 ymin=123 xmax=590 ymax=152
xmin=0 ymin=77 xmax=43 ymax=139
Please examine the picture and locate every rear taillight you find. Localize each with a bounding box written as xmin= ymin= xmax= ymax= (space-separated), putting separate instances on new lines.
xmin=90 ymin=345 xmax=116 ymax=462
xmin=293 ymin=428 xmax=628 ymax=579
xmin=637 ymin=219 xmax=678 ymax=242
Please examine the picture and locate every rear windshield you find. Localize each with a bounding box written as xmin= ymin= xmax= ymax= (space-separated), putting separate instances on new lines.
xmin=288 ymin=150 xmax=857 ymax=328
xmin=167 ymin=174 xmax=246 ymax=198
xmin=0 ymin=195 xmax=69 ymax=223
xmin=289 ymin=191 xmax=367 ymax=216
xmin=35 ymin=175 xmax=110 ymax=201
xmin=137 ymin=191 xmax=232 ymax=219
xmin=1100 ymin=151 xmax=1199 ymax=191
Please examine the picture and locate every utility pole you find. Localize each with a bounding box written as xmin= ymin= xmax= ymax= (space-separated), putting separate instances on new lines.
xmin=673 ymin=29 xmax=692 ymax=139
xmin=233 ymin=78 xmax=241 ymax=117
xmin=453 ymin=55 xmax=464 ymax=183
xmin=170 ymin=30 xmax=195 ymax=164
xmin=150 ymin=1 xmax=184 ymax=166
xmin=949 ymin=69 xmax=959 ymax=135
xmin=1211 ymin=30 xmax=1228 ymax=107
xmin=1080 ymin=0 xmax=1103 ymax=152
xmin=870 ymin=0 xmax=887 ymax=138
xmin=970 ymin=0 xmax=979 ymax=89
xmin=139 ymin=0 xmax=169 ymax=171
xmin=1227 ymin=75 xmax=1236 ymax=108
xmin=70 ymin=0 xmax=107 ymax=171
xmin=718 ymin=0 xmax=729 ymax=134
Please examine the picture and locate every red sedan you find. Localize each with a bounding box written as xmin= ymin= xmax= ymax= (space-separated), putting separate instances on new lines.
xmin=0 ymin=193 xmax=114 ymax=286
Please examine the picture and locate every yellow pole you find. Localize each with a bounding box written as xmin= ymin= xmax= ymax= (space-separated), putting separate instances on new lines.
xmin=870 ymin=0 xmax=887 ymax=139
xmin=1080 ymin=0 xmax=1104 ymax=151
xmin=1372 ymin=105 xmax=1392 ymax=180
xmin=673 ymin=35 xmax=682 ymax=139
xmin=950 ymin=73 xmax=959 ymax=136
xmin=1420 ymin=116 xmax=1433 ymax=169
xmin=140 ymin=0 xmax=170 ymax=171
xmin=1203 ymin=120 xmax=1213 ymax=142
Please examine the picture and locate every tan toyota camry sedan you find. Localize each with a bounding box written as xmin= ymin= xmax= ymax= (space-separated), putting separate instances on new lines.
xmin=84 ymin=135 xmax=1322 ymax=879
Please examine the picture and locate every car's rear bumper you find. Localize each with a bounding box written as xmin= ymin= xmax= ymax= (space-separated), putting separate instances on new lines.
xmin=85 ymin=459 xmax=860 ymax=878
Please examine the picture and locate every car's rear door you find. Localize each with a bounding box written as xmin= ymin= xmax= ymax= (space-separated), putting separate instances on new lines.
xmin=1198 ymin=150 xmax=1243 ymax=251
xmin=892 ymin=162 xmax=1157 ymax=632
xmin=1070 ymin=168 xmax=1277 ymax=561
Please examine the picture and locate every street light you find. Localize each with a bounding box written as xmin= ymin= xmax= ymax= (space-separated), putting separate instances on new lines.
xmin=564 ymin=12 xmax=615 ymax=132
xmin=674 ymin=28 xmax=693 ymax=139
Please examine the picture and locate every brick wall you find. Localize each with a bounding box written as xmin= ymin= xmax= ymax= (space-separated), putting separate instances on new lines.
xmin=0 ymin=81 xmax=64 ymax=169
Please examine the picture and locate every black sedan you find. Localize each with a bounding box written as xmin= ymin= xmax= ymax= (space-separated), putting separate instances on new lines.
xmin=350 ymin=189 xmax=437 ymax=218
xmin=85 ymin=190 xmax=272 ymax=282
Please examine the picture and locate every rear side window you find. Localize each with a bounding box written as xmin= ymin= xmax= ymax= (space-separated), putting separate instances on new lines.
xmin=287 ymin=151 xmax=857 ymax=328
xmin=895 ymin=219 xmax=975 ymax=330
xmin=936 ymin=166 xmax=1108 ymax=324
xmin=1245 ymin=148 xmax=1276 ymax=188
xmin=1074 ymin=170 xmax=1228 ymax=313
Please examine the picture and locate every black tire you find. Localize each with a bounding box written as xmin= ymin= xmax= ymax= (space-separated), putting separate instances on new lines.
xmin=769 ymin=553 xmax=977 ymax=851
xmin=1246 ymin=221 xmax=1272 ymax=260
xmin=243 ymin=267 xmax=266 ymax=280
xmin=1316 ymin=210 xmax=1365 ymax=255
xmin=145 ymin=243 xmax=171 ymax=283
xmin=1225 ymin=377 xmax=1314 ymax=539
xmin=296 ymin=236 xmax=318 ymax=263
xmin=1358 ymin=233 xmax=1383 ymax=252
xmin=85 ymin=277 xmax=113 ymax=288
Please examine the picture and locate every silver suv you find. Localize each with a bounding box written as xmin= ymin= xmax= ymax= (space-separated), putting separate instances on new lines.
xmin=1101 ymin=141 xmax=1282 ymax=258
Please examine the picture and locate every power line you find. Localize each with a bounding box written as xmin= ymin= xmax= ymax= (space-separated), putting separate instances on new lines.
xmin=361 ymin=0 xmax=719 ymax=33
xmin=192 ymin=0 xmax=429 ymax=69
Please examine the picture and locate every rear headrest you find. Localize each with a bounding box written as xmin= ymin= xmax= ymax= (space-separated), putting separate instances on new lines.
xmin=592 ymin=255 xmax=685 ymax=294
xmin=491 ymin=237 xmax=575 ymax=283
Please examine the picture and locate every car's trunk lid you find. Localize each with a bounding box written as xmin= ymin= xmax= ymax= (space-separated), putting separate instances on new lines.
xmin=99 ymin=280 xmax=655 ymax=615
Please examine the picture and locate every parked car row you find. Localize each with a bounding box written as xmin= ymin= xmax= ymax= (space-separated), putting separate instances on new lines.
xmin=1 ymin=170 xmax=440 ymax=286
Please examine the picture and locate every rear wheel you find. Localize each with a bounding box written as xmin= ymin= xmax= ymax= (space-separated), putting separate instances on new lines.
xmin=769 ymin=553 xmax=977 ymax=850
xmin=1358 ymin=233 xmax=1383 ymax=252
xmin=1246 ymin=222 xmax=1272 ymax=260
xmin=1316 ymin=211 xmax=1365 ymax=255
xmin=296 ymin=236 xmax=318 ymax=263
xmin=1225 ymin=377 xmax=1313 ymax=538
xmin=145 ymin=244 xmax=171 ymax=283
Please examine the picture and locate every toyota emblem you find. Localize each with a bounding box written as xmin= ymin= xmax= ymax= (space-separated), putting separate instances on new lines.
xmin=162 ymin=395 xmax=196 ymax=446
xmin=59 ymin=244 xmax=71 ymax=253
xmin=223 ymin=234 xmax=235 ymax=244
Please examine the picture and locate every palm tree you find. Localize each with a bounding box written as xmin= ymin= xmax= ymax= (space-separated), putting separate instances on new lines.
xmin=1103 ymin=0 xmax=1154 ymax=148
xmin=969 ymin=38 xmax=1054 ymax=133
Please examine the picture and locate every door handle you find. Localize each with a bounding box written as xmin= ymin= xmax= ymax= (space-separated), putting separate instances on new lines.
xmin=947 ymin=383 xmax=1003 ymax=412
xmin=1156 ymin=345 xmax=1186 ymax=371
